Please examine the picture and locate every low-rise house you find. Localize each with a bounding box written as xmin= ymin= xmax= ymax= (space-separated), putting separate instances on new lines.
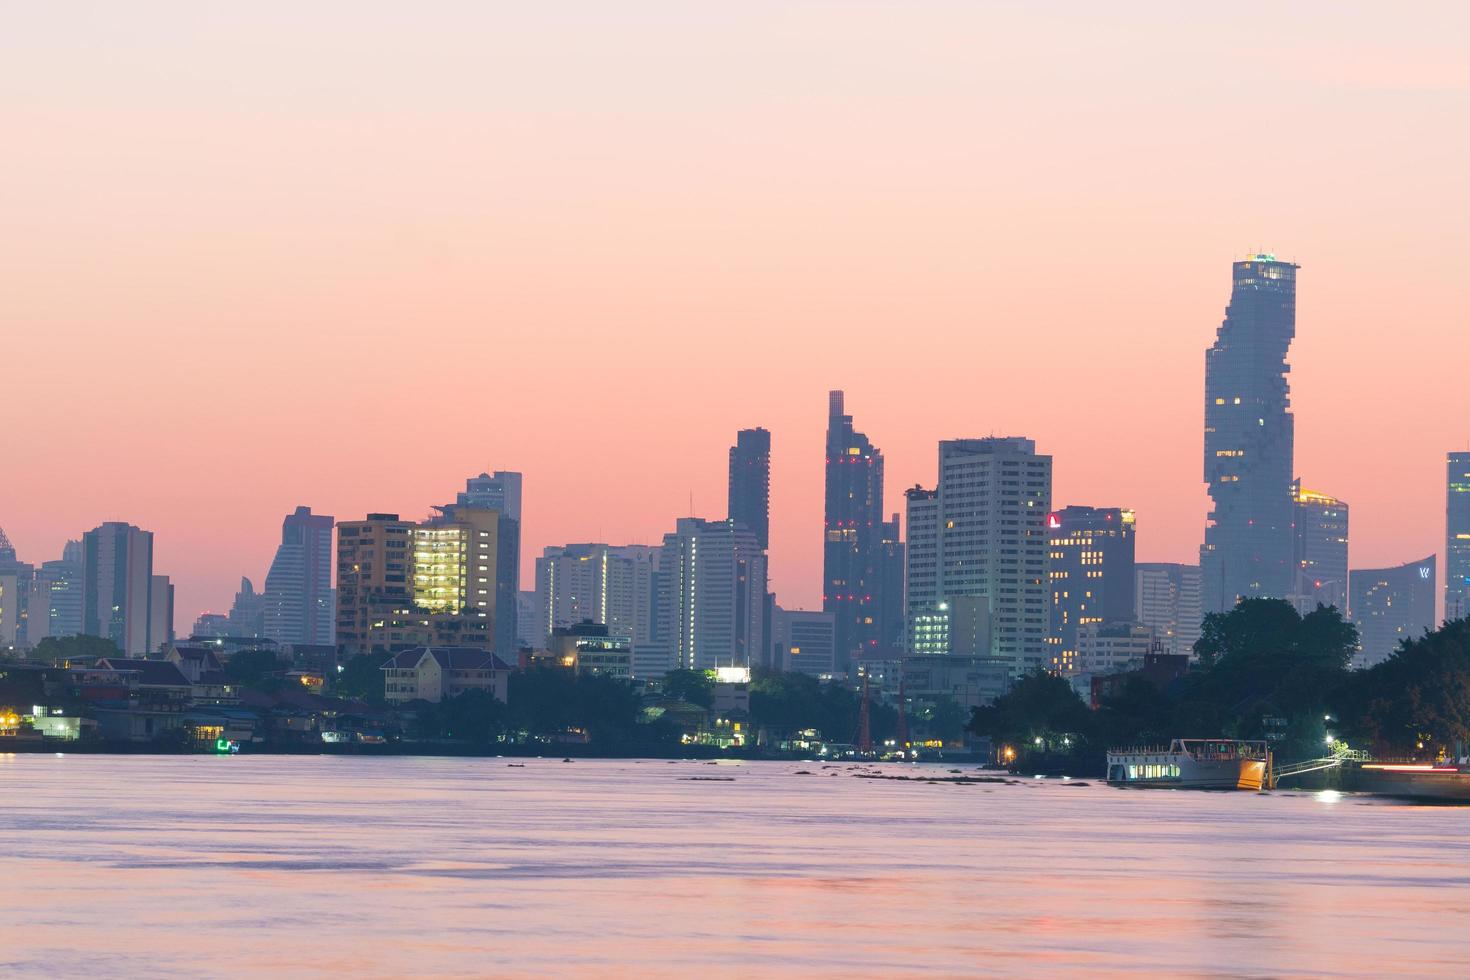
xmin=380 ymin=647 xmax=512 ymax=704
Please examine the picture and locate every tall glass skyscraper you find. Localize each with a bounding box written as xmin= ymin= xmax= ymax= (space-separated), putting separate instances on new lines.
xmin=823 ymin=391 xmax=884 ymax=670
xmin=263 ymin=506 xmax=336 ymax=646
xmin=727 ymin=428 xmax=771 ymax=550
xmin=1447 ymin=452 xmax=1470 ymax=621
xmin=1201 ymin=254 xmax=1298 ymax=614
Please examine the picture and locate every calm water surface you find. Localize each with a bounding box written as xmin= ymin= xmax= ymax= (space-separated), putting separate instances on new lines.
xmin=2 ymin=755 xmax=1469 ymax=977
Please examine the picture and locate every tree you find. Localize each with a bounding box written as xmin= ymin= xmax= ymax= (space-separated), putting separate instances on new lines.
xmin=29 ymin=635 xmax=121 ymax=665
xmin=334 ymin=653 xmax=386 ymax=703
xmin=224 ymin=648 xmax=284 ymax=688
xmin=414 ymin=689 xmax=507 ymax=744
xmin=967 ymin=669 xmax=1093 ymax=759
xmin=661 ymin=668 xmax=714 ymax=708
xmin=1338 ymin=618 xmax=1470 ymax=758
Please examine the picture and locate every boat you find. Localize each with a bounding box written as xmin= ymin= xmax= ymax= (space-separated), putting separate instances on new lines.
xmin=1107 ymin=739 xmax=1270 ymax=791
xmin=1349 ymin=760 xmax=1470 ymax=801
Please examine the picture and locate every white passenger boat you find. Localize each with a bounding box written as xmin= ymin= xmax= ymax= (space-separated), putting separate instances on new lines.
xmin=1107 ymin=739 xmax=1270 ymax=791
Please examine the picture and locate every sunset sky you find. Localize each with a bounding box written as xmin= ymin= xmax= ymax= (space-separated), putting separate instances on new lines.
xmin=4 ymin=3 xmax=1468 ymax=627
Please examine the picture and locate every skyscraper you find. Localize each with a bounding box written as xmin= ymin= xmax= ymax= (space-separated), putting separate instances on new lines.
xmin=823 ymin=391 xmax=885 ymax=670
xmin=1447 ymin=453 xmax=1470 ymax=621
xmin=535 ymin=543 xmax=659 ymax=653
xmin=452 ymin=471 xmax=522 ymax=658
xmin=226 ymin=577 xmax=267 ymax=637
xmin=0 ymin=527 xmax=33 ymax=651
xmin=1047 ymin=506 xmax=1137 ymax=673
xmin=905 ymin=438 xmax=1053 ymax=675
xmin=28 ymin=540 xmax=84 ymax=643
xmin=654 ymin=518 xmax=767 ymax=676
xmin=1135 ymin=563 xmax=1203 ymax=659
xmin=1290 ymin=481 xmax=1349 ymax=613
xmin=1350 ymin=556 xmax=1436 ymax=668
xmin=149 ymin=574 xmax=175 ymax=652
xmin=1201 ymin=254 xmax=1298 ymax=613
xmin=727 ymin=428 xmax=771 ymax=550
xmin=81 ymin=522 xmax=156 ymax=655
xmin=263 ymin=506 xmax=335 ymax=646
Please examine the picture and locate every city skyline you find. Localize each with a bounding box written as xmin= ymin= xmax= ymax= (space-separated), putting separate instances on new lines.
xmin=4 ymin=5 xmax=1467 ymax=628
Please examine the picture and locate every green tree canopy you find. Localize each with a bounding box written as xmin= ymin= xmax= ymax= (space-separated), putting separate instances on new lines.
xmin=28 ymin=635 xmax=121 ymax=664
xmin=1337 ymin=618 xmax=1470 ymax=758
xmin=334 ymin=653 xmax=386 ymax=703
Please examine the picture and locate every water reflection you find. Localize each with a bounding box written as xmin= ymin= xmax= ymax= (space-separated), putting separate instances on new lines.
xmin=1 ymin=756 xmax=1469 ymax=976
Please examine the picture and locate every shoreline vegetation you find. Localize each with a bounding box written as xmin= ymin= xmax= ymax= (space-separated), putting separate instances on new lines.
xmin=5 ymin=601 xmax=1468 ymax=777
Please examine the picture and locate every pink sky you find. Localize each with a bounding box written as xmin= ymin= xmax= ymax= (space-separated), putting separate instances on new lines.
xmin=3 ymin=3 xmax=1468 ymax=628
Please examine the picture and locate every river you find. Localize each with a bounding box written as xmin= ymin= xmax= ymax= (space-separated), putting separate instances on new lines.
xmin=2 ymin=754 xmax=1468 ymax=977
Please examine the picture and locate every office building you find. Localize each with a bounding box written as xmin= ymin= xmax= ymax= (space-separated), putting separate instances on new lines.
xmin=263 ymin=506 xmax=335 ymax=646
xmin=535 ymin=543 xmax=658 ymax=653
xmin=878 ymin=514 xmax=905 ymax=654
xmin=226 ymin=577 xmax=268 ymax=637
xmin=1290 ymin=481 xmax=1349 ymax=613
xmin=451 ymin=471 xmax=522 ymax=658
xmin=823 ymin=390 xmax=886 ymax=670
xmin=515 ymin=590 xmax=540 ymax=651
xmin=1448 ymin=453 xmax=1470 ymax=621
xmin=1135 ymin=563 xmax=1203 ymax=659
xmin=547 ymin=621 xmax=633 ymax=679
xmin=1201 ymin=254 xmax=1299 ymax=613
xmin=27 ymin=541 xmax=84 ymax=643
xmin=1350 ymin=556 xmax=1436 ymax=669
xmin=1075 ymin=621 xmax=1156 ymax=678
xmin=149 ymin=575 xmax=175 ymax=653
xmin=0 ymin=528 xmax=33 ymax=651
xmin=905 ymin=438 xmax=1052 ymax=675
xmin=654 ymin=518 xmax=767 ymax=676
xmin=771 ymin=606 xmax=837 ymax=677
xmin=1047 ymin=506 xmax=1136 ymax=672
xmin=81 ymin=522 xmax=157 ymax=656
xmin=728 ymin=428 xmax=771 ymax=550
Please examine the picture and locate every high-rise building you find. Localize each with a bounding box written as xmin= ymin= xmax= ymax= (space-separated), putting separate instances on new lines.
xmin=263 ymin=506 xmax=335 ymax=646
xmin=728 ymin=428 xmax=771 ymax=551
xmin=823 ymin=391 xmax=886 ymax=670
xmin=905 ymin=438 xmax=1053 ymax=675
xmin=515 ymin=590 xmax=541 ymax=651
xmin=1135 ymin=563 xmax=1203 ymax=659
xmin=416 ymin=506 xmax=498 ymax=638
xmin=1447 ymin=453 xmax=1470 ymax=621
xmin=535 ymin=544 xmax=658 ymax=654
xmin=1047 ymin=506 xmax=1137 ymax=672
xmin=149 ymin=575 xmax=175 ymax=652
xmin=336 ymin=513 xmax=418 ymax=654
xmin=1350 ymin=556 xmax=1437 ymax=669
xmin=1290 ymin=481 xmax=1349 ymax=613
xmin=1201 ymin=254 xmax=1299 ymax=613
xmin=452 ymin=472 xmax=522 ymax=658
xmin=771 ymin=606 xmax=837 ymax=677
xmin=878 ymin=514 xmax=905 ymax=655
xmin=653 ymin=518 xmax=767 ymax=676
xmin=27 ymin=540 xmax=84 ymax=643
xmin=81 ymin=522 xmax=156 ymax=655
xmin=0 ymin=527 xmax=34 ymax=651
xmin=1075 ymin=621 xmax=1156 ymax=678
xmin=226 ymin=577 xmax=268 ymax=637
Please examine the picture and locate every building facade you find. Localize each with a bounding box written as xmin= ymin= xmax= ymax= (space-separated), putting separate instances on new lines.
xmin=263 ymin=506 xmax=335 ymax=646
xmin=1448 ymin=453 xmax=1470 ymax=621
xmin=905 ymin=438 xmax=1052 ymax=675
xmin=823 ymin=390 xmax=886 ymax=671
xmin=451 ymin=471 xmax=523 ymax=658
xmin=1350 ymin=556 xmax=1437 ymax=669
xmin=771 ymin=606 xmax=837 ymax=677
xmin=27 ymin=540 xmax=84 ymax=644
xmin=1075 ymin=621 xmax=1156 ymax=678
xmin=1047 ymin=506 xmax=1136 ymax=672
xmin=654 ymin=518 xmax=767 ymax=676
xmin=1201 ymin=254 xmax=1299 ymax=613
xmin=380 ymin=646 xmax=511 ymax=704
xmin=535 ymin=543 xmax=658 ymax=654
xmin=1135 ymin=563 xmax=1203 ymax=659
xmin=1290 ymin=481 xmax=1349 ymax=614
xmin=81 ymin=522 xmax=157 ymax=656
xmin=728 ymin=428 xmax=771 ymax=551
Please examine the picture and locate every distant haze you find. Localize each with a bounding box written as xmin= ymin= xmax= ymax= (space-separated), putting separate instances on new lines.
xmin=3 ymin=2 xmax=1467 ymax=626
